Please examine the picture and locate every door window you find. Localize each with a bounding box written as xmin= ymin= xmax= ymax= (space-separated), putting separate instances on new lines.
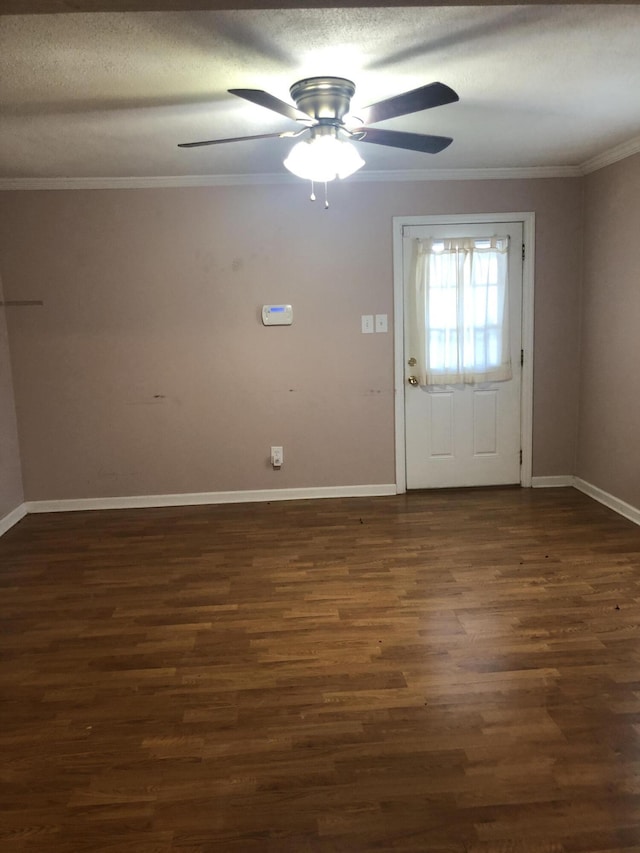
xmin=409 ymin=236 xmax=512 ymax=385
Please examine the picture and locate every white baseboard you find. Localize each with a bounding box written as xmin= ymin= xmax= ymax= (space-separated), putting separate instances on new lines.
xmin=531 ymin=475 xmax=574 ymax=488
xmin=24 ymin=483 xmax=398 ymax=514
xmin=573 ymin=477 xmax=640 ymax=528
xmin=12 ymin=479 xmax=640 ymax=532
xmin=0 ymin=502 xmax=27 ymax=537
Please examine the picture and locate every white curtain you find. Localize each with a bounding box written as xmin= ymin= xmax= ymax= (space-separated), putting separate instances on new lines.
xmin=408 ymin=235 xmax=512 ymax=386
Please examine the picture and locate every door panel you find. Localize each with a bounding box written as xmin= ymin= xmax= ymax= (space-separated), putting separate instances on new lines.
xmin=430 ymin=392 xmax=453 ymax=457
xmin=473 ymin=389 xmax=498 ymax=455
xmin=404 ymin=221 xmax=523 ymax=489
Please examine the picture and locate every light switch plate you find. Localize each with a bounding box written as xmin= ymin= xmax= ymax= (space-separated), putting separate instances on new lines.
xmin=375 ymin=314 xmax=388 ymax=333
xmin=361 ymin=315 xmax=374 ymax=334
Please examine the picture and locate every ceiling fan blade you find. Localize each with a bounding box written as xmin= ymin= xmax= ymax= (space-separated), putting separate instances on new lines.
xmin=358 ymin=82 xmax=459 ymax=125
xmin=178 ymin=131 xmax=299 ymax=149
xmin=228 ymin=88 xmax=312 ymax=123
xmin=353 ymin=127 xmax=453 ymax=154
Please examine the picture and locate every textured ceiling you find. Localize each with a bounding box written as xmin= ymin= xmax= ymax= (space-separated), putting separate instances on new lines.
xmin=1 ymin=5 xmax=640 ymax=181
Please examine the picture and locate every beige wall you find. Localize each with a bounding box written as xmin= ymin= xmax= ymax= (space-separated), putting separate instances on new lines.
xmin=577 ymin=153 xmax=640 ymax=509
xmin=0 ymin=177 xmax=582 ymax=501
xmin=0 ymin=274 xmax=24 ymax=518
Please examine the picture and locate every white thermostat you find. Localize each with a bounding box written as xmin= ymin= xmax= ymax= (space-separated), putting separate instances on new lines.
xmin=262 ymin=304 xmax=293 ymax=326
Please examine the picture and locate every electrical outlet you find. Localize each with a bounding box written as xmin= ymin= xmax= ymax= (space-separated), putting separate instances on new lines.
xmin=271 ymin=446 xmax=283 ymax=468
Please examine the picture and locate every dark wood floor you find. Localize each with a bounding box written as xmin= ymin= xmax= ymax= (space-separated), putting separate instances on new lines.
xmin=2 ymin=487 xmax=640 ymax=852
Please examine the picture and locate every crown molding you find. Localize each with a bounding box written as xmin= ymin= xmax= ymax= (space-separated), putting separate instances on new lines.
xmin=580 ymin=134 xmax=640 ymax=175
xmin=351 ymin=166 xmax=582 ymax=182
xmin=0 ymin=165 xmax=583 ymax=191
xmin=0 ymin=174 xmax=292 ymax=191
xmin=1 ymin=0 xmax=636 ymax=12
xmin=2 ymin=128 xmax=639 ymax=191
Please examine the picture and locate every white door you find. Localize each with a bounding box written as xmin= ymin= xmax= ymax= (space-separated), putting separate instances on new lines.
xmin=403 ymin=221 xmax=523 ymax=489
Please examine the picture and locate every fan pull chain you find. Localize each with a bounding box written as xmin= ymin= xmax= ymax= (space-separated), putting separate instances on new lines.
xmin=308 ymin=181 xmax=329 ymax=208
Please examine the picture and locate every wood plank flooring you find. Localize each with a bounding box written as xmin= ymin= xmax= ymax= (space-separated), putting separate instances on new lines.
xmin=2 ymin=487 xmax=640 ymax=852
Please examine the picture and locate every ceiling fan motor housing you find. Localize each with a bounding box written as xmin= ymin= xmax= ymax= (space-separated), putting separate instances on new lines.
xmin=289 ymin=77 xmax=355 ymax=121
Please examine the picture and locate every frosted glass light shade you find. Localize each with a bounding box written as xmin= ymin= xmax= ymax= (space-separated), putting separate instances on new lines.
xmin=283 ymin=136 xmax=365 ymax=182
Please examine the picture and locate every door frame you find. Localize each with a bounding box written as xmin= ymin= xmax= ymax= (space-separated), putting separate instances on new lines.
xmin=392 ymin=211 xmax=536 ymax=493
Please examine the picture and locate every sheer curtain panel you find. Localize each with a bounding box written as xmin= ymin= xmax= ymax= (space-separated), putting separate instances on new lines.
xmin=408 ymin=236 xmax=512 ymax=386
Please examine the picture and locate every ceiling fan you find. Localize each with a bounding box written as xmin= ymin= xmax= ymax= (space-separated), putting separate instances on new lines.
xmin=178 ymin=77 xmax=459 ymax=194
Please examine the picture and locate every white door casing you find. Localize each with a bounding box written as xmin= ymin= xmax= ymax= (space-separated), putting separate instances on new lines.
xmin=393 ymin=213 xmax=535 ymax=492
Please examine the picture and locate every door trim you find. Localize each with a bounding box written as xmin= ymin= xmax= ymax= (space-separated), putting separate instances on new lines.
xmin=393 ymin=212 xmax=535 ymax=493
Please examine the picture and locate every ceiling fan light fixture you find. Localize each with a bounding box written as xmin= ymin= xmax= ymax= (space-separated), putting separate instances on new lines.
xmin=283 ymin=135 xmax=365 ymax=183
xmin=181 ymin=77 xmax=459 ymax=205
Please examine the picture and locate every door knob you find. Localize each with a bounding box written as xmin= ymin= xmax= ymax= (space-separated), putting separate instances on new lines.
xmin=407 ymin=375 xmax=419 ymax=386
